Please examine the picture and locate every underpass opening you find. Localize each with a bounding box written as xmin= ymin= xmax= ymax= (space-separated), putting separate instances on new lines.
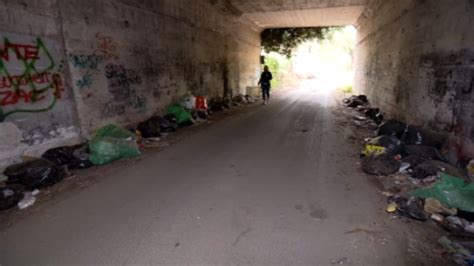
xmin=260 ymin=26 xmax=357 ymax=94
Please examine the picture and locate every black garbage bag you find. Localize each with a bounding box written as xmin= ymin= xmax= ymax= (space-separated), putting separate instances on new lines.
xmin=362 ymin=154 xmax=401 ymax=176
xmin=401 ymin=155 xmax=426 ymax=168
xmin=401 ymin=125 xmax=447 ymax=149
xmin=137 ymin=116 xmax=161 ymax=138
xmin=365 ymin=108 xmax=384 ymax=125
xmin=161 ymin=115 xmax=178 ymax=132
xmin=377 ymin=119 xmax=407 ymax=138
xmin=0 ymin=184 xmax=24 ymax=210
xmin=404 ymin=145 xmax=447 ymax=162
xmin=41 ymin=146 xmax=75 ymax=166
xmin=412 ymin=160 xmax=467 ymax=180
xmin=42 ymin=144 xmax=92 ymax=170
xmin=343 ymin=95 xmax=369 ymax=108
xmin=388 ymin=196 xmax=428 ymax=221
xmin=366 ymin=135 xmax=403 ymax=156
xmin=458 ymin=210 xmax=474 ymax=222
xmin=209 ymin=97 xmax=229 ymax=112
xmin=68 ymin=159 xmax=94 ymax=169
xmin=197 ymin=110 xmax=209 ymax=120
xmin=401 ymin=125 xmax=424 ymax=145
xmin=4 ymin=159 xmax=65 ymax=189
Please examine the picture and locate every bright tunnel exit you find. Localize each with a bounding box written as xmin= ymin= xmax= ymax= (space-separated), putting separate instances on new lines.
xmin=261 ymin=26 xmax=357 ymax=94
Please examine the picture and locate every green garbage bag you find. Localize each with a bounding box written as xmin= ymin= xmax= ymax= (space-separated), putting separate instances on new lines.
xmin=94 ymin=124 xmax=136 ymax=139
xmin=166 ymin=104 xmax=192 ymax=124
xmin=89 ymin=124 xmax=141 ymax=165
xmin=410 ymin=173 xmax=474 ymax=212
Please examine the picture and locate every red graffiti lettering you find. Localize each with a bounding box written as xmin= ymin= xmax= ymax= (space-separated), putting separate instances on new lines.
xmin=0 ymin=42 xmax=39 ymax=61
xmin=0 ymin=73 xmax=52 ymax=89
xmin=0 ymin=72 xmax=62 ymax=106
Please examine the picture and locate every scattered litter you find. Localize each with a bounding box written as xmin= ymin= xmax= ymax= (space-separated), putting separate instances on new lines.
xmin=431 ymin=214 xmax=444 ymax=223
xmin=386 ymin=202 xmax=397 ymax=213
xmin=411 ymin=173 xmax=474 ymax=212
xmin=445 ymin=216 xmax=474 ymax=236
xmin=468 ymin=160 xmax=474 ymax=180
xmin=387 ymin=195 xmax=428 ymax=221
xmin=399 ymin=162 xmax=411 ymax=174
xmin=438 ymin=236 xmax=474 ymax=266
xmin=17 ymin=191 xmax=37 ymax=209
xmin=342 ymin=94 xmax=474 ymax=262
xmin=424 ymin=198 xmax=457 ymax=216
xmin=364 ymin=135 xmax=403 ymax=156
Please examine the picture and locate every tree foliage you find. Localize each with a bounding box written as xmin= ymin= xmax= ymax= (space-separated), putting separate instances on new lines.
xmin=261 ymin=27 xmax=343 ymax=58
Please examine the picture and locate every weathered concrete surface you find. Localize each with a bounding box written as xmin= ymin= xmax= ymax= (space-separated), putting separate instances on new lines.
xmin=0 ymin=0 xmax=261 ymax=167
xmin=0 ymin=86 xmax=450 ymax=265
xmin=230 ymin=0 xmax=367 ymax=27
xmin=353 ymin=0 xmax=474 ymax=160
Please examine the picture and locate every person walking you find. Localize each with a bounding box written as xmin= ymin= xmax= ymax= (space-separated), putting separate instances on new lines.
xmin=258 ymin=65 xmax=273 ymax=105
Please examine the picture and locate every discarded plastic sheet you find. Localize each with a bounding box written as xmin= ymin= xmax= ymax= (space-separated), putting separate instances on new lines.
xmin=363 ymin=145 xmax=386 ymax=157
xmin=424 ymin=198 xmax=457 ymax=215
xmin=411 ymin=173 xmax=474 ymax=212
xmin=366 ymin=135 xmax=403 ymax=156
xmin=166 ymin=104 xmax=193 ymax=125
xmin=89 ymin=124 xmax=141 ymax=166
xmin=446 ymin=216 xmax=474 ymax=235
xmin=17 ymin=191 xmax=36 ymax=210
xmin=195 ymin=96 xmax=208 ymax=110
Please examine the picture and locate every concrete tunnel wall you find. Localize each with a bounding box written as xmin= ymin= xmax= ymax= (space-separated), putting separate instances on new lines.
xmin=0 ymin=0 xmax=261 ymax=167
xmin=354 ymin=0 xmax=474 ymax=160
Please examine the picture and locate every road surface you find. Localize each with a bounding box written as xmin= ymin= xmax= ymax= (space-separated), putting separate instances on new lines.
xmin=0 ymin=86 xmax=449 ymax=265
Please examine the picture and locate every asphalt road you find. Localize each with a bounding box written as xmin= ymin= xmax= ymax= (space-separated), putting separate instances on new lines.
xmin=0 ymin=86 xmax=449 ymax=265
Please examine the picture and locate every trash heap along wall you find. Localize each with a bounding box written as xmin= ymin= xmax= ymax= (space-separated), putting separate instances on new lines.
xmin=0 ymin=0 xmax=261 ymax=167
xmin=354 ymin=0 xmax=474 ymax=156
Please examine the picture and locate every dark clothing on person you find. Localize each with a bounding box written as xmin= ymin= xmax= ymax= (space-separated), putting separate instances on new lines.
xmin=262 ymin=87 xmax=270 ymax=100
xmin=258 ymin=71 xmax=273 ymax=100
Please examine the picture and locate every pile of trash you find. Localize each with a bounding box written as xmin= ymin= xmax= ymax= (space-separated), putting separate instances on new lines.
xmin=343 ymin=94 xmax=474 ymax=266
xmin=0 ymin=93 xmax=256 ymax=212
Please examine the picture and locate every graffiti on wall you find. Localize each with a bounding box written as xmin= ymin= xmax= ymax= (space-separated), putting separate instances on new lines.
xmin=0 ymin=36 xmax=65 ymax=121
xmin=69 ymin=33 xmax=119 ymax=91
xmin=94 ymin=33 xmax=119 ymax=60
xmin=104 ymin=63 xmax=142 ymax=101
xmin=100 ymin=63 xmax=146 ymax=118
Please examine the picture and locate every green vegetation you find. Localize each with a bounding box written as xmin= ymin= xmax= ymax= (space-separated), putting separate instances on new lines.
xmin=264 ymin=55 xmax=290 ymax=89
xmin=339 ymin=85 xmax=353 ymax=94
xmin=261 ymin=27 xmax=343 ymax=58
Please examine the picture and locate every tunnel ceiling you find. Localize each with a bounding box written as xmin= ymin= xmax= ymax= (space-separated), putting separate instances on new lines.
xmin=228 ymin=0 xmax=368 ymax=28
